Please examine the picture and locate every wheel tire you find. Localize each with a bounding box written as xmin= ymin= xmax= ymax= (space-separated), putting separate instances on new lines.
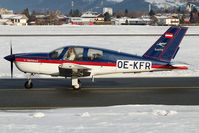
xmin=73 ymin=80 xmax=81 ymax=90
xmin=24 ymin=81 xmax=33 ymax=89
xmin=73 ymin=85 xmax=80 ymax=90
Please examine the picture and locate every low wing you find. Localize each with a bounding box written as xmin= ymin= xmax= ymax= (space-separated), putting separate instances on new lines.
xmin=59 ymin=63 xmax=91 ymax=77
xmin=60 ymin=63 xmax=91 ymax=70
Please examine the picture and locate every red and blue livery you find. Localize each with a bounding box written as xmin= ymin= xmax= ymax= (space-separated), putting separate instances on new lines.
xmin=4 ymin=26 xmax=188 ymax=90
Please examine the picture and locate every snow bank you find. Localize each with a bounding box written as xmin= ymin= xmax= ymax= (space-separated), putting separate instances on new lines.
xmin=32 ymin=112 xmax=45 ymax=118
xmin=152 ymin=109 xmax=178 ymax=116
xmin=0 ymin=25 xmax=198 ymax=35
xmin=0 ymin=105 xmax=199 ymax=133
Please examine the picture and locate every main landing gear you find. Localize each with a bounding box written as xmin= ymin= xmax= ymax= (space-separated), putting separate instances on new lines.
xmin=72 ymin=76 xmax=82 ymax=90
xmin=24 ymin=73 xmax=34 ymax=89
xmin=24 ymin=73 xmax=82 ymax=90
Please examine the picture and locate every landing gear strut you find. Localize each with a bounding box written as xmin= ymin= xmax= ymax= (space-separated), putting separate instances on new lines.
xmin=24 ymin=73 xmax=34 ymax=89
xmin=72 ymin=76 xmax=81 ymax=90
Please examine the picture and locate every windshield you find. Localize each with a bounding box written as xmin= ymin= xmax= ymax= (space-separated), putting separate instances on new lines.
xmin=49 ymin=48 xmax=64 ymax=59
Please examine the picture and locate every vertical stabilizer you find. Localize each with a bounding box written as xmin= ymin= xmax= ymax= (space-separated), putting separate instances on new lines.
xmin=143 ymin=26 xmax=188 ymax=62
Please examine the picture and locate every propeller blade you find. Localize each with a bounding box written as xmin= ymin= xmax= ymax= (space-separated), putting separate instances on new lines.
xmin=11 ymin=61 xmax=13 ymax=79
xmin=10 ymin=41 xmax=13 ymax=55
xmin=10 ymin=42 xmax=13 ymax=78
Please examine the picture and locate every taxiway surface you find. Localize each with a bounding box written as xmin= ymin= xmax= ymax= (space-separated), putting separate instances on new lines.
xmin=0 ymin=77 xmax=199 ymax=109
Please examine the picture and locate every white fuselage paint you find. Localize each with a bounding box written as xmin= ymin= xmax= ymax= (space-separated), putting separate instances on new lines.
xmin=15 ymin=61 xmax=118 ymax=76
xmin=15 ymin=60 xmax=161 ymax=77
xmin=15 ymin=61 xmax=60 ymax=75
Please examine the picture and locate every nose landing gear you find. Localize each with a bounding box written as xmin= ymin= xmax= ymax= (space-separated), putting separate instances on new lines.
xmin=25 ymin=80 xmax=33 ymax=89
xmin=24 ymin=73 xmax=34 ymax=89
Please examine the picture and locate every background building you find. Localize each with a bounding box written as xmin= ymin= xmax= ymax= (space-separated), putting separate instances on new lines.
xmin=1 ymin=14 xmax=28 ymax=25
xmin=166 ymin=16 xmax=180 ymax=26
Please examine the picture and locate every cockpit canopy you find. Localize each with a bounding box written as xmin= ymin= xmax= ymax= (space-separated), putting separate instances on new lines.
xmin=49 ymin=46 xmax=104 ymax=61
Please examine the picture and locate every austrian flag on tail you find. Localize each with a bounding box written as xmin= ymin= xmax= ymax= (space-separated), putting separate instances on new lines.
xmin=165 ymin=33 xmax=173 ymax=38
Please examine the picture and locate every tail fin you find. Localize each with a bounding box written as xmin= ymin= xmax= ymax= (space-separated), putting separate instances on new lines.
xmin=143 ymin=26 xmax=188 ymax=62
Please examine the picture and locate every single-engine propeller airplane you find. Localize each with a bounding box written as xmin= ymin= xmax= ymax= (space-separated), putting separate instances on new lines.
xmin=4 ymin=26 xmax=188 ymax=90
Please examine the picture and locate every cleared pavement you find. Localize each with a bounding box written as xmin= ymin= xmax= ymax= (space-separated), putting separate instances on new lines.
xmin=0 ymin=77 xmax=198 ymax=109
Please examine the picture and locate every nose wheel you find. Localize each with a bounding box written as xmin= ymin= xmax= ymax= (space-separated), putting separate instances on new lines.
xmin=24 ymin=73 xmax=34 ymax=89
xmin=24 ymin=80 xmax=33 ymax=89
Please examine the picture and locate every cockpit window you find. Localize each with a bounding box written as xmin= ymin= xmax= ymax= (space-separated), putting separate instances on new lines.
xmin=63 ymin=47 xmax=84 ymax=61
xmin=87 ymin=49 xmax=103 ymax=60
xmin=50 ymin=48 xmax=64 ymax=59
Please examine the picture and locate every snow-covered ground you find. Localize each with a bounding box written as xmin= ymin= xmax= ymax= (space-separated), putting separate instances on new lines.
xmin=1 ymin=105 xmax=199 ymax=133
xmin=0 ymin=25 xmax=199 ymax=78
xmin=0 ymin=25 xmax=199 ymax=35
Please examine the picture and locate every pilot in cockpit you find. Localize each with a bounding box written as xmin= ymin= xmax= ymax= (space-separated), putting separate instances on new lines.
xmin=66 ymin=47 xmax=76 ymax=60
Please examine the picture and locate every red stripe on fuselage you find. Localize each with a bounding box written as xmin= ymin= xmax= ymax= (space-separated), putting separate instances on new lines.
xmin=15 ymin=58 xmax=116 ymax=67
xmin=15 ymin=58 xmax=188 ymax=70
xmin=152 ymin=65 xmax=188 ymax=70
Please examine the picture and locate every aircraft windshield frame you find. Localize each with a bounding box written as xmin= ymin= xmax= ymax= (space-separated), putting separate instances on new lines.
xmin=49 ymin=48 xmax=64 ymax=59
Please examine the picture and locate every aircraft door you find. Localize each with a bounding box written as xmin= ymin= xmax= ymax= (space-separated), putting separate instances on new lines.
xmin=87 ymin=48 xmax=115 ymax=75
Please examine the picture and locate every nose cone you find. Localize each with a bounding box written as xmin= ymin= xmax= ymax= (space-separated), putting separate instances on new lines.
xmin=4 ymin=55 xmax=15 ymax=62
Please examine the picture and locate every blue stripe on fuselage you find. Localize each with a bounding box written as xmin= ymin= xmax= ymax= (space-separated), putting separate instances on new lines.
xmin=15 ymin=53 xmax=49 ymax=59
xmin=14 ymin=46 xmax=169 ymax=66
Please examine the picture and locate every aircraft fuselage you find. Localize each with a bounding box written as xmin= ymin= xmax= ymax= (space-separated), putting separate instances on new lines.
xmin=8 ymin=46 xmax=187 ymax=77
